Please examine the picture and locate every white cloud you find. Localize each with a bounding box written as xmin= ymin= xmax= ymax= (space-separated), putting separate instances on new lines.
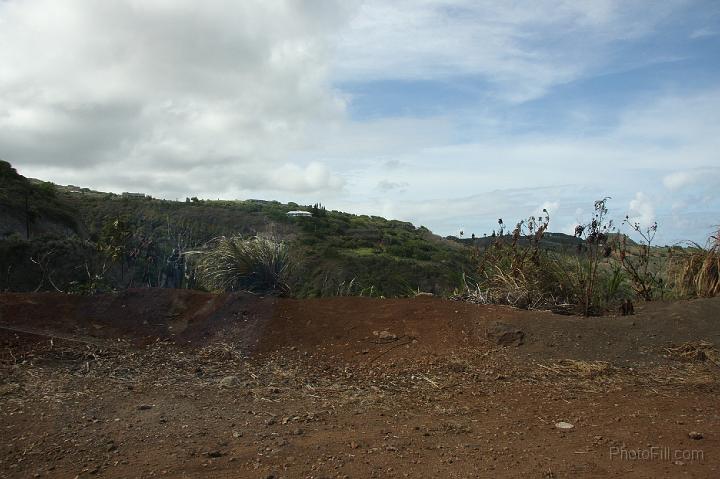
xmin=270 ymin=162 xmax=344 ymax=194
xmin=0 ymin=0 xmax=351 ymax=198
xmin=663 ymin=168 xmax=720 ymax=191
xmin=627 ymin=192 xmax=656 ymax=228
xmin=320 ymin=85 xmax=720 ymax=243
xmin=376 ymin=180 xmax=409 ymax=193
xmin=333 ymin=0 xmax=683 ymax=102
xmin=538 ymin=201 xmax=560 ymax=218
xmin=690 ymin=27 xmax=719 ymax=39
xmin=614 ymin=91 xmax=720 ymax=153
xmin=663 ymin=171 xmax=695 ymax=190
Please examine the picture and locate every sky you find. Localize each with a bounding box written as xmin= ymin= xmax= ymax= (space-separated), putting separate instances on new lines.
xmin=1 ymin=0 xmax=719 ymax=244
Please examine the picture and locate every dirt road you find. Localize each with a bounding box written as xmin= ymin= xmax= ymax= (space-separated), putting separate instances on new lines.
xmin=1 ymin=290 xmax=718 ymax=478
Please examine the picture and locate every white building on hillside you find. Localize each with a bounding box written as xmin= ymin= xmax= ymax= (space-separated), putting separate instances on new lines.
xmin=287 ymin=210 xmax=312 ymax=217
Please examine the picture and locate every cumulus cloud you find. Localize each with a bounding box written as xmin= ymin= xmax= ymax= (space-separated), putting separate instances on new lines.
xmin=0 ymin=0 xmax=351 ymax=198
xmin=627 ymin=192 xmax=656 ymax=228
xmin=663 ymin=171 xmax=696 ymax=190
xmin=538 ymin=201 xmax=559 ymax=217
xmin=269 ymin=162 xmax=344 ymax=194
xmin=663 ymin=168 xmax=720 ymax=191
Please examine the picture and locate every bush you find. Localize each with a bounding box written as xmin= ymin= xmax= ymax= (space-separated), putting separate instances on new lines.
xmin=466 ymin=211 xmax=580 ymax=311
xmin=618 ymin=218 xmax=663 ymax=300
xmin=573 ymin=198 xmax=615 ymax=315
xmin=673 ymin=229 xmax=720 ymax=298
xmin=187 ymin=235 xmax=291 ymax=294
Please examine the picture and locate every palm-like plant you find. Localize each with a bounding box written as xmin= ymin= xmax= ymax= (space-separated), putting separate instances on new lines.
xmin=676 ymin=229 xmax=720 ymax=298
xmin=187 ymin=235 xmax=291 ymax=294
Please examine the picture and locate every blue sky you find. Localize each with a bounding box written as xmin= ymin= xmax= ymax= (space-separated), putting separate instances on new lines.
xmin=325 ymin=0 xmax=720 ymax=244
xmin=1 ymin=0 xmax=719 ymax=244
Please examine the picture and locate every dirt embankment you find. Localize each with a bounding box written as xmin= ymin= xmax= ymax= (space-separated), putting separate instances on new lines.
xmin=2 ymin=289 xmax=719 ymax=364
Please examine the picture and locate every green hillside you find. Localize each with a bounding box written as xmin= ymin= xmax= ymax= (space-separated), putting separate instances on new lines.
xmin=2 ymin=160 xmax=688 ymax=309
xmin=0 ymin=161 xmax=471 ymax=296
xmin=447 ymin=231 xmax=637 ymax=253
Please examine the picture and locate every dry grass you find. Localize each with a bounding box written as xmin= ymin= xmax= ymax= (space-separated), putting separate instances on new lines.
xmin=665 ymin=341 xmax=719 ymax=366
xmin=673 ymin=229 xmax=720 ymax=298
xmin=186 ymin=235 xmax=291 ymax=294
xmin=455 ymin=254 xmax=578 ymax=313
xmin=536 ymin=359 xmax=615 ymax=379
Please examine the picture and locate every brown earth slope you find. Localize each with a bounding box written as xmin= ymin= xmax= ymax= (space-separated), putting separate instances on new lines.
xmin=1 ymin=290 xmax=719 ymax=478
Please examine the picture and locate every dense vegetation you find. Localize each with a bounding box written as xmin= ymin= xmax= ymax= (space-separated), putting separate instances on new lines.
xmin=0 ymin=161 xmax=470 ymax=297
xmin=456 ymin=199 xmax=719 ymax=315
xmin=1 ymin=160 xmax=716 ymax=312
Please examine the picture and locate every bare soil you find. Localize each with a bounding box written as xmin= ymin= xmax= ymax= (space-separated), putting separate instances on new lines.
xmin=1 ymin=290 xmax=719 ymax=478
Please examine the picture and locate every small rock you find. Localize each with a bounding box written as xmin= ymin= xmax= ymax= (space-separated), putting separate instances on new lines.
xmin=137 ymin=404 xmax=153 ymax=410
xmin=207 ymin=450 xmax=223 ymax=458
xmin=232 ymin=431 xmax=243 ymax=438
xmin=555 ymin=421 xmax=574 ymax=430
xmin=219 ymin=376 xmax=240 ymax=388
xmin=486 ymin=322 xmax=524 ymax=347
xmin=377 ymin=330 xmax=398 ymax=341
xmin=688 ymin=431 xmax=703 ymax=440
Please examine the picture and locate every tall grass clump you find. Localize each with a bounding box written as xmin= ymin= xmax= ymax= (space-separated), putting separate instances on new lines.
xmin=464 ymin=211 xmax=579 ymax=311
xmin=187 ymin=235 xmax=291 ymax=294
xmin=674 ymin=229 xmax=720 ymax=298
xmin=457 ymin=199 xmax=639 ymax=315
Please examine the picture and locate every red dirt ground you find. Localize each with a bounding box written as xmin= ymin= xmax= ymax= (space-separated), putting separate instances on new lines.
xmin=1 ymin=289 xmax=719 ymax=478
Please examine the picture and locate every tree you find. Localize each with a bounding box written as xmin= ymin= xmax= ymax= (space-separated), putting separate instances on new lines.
xmin=98 ymin=216 xmax=133 ymax=282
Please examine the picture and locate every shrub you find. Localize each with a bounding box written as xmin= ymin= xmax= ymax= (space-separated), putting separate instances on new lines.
xmin=573 ymin=198 xmax=615 ymax=315
xmin=618 ymin=218 xmax=663 ymax=300
xmin=466 ymin=211 xmax=580 ymax=311
xmin=674 ymin=229 xmax=720 ymax=298
xmin=187 ymin=235 xmax=291 ymax=294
